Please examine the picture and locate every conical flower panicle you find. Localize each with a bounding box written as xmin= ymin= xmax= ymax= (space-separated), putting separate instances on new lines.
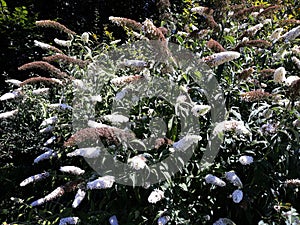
xmin=0 ymin=91 xmax=22 ymax=101
xmin=258 ymin=5 xmax=282 ymax=17
xmin=157 ymin=216 xmax=170 ymax=225
xmin=289 ymin=79 xmax=300 ymax=99
xmin=240 ymin=89 xmax=272 ymax=102
xmin=225 ymin=171 xmax=243 ymax=188
xmin=109 ymin=16 xmax=142 ymax=31
xmin=109 ymin=215 xmax=119 ymax=225
xmin=279 ymin=19 xmax=300 ymax=26
xmin=202 ymin=51 xmax=240 ymax=67
xmin=67 ymin=147 xmax=101 ymax=158
xmin=33 ymin=150 xmax=57 ymax=164
xmin=43 ymin=55 xmax=89 ymax=68
xmin=64 ymin=127 xmax=135 ymax=147
xmin=34 ymin=40 xmax=63 ymax=53
xmin=60 ymin=166 xmax=85 ymax=175
xmin=5 ymin=79 xmax=22 ymax=86
xmin=40 ymin=116 xmax=58 ymax=127
xmin=234 ymin=40 xmax=271 ymax=51
xmin=207 ymin=38 xmax=226 ymax=53
xmin=191 ymin=6 xmax=214 ymax=17
xmin=232 ymin=189 xmax=243 ymax=203
xmin=239 ymin=155 xmax=254 ymax=165
xmin=110 ymin=75 xmax=143 ymax=86
xmin=205 ymin=174 xmax=226 ymax=187
xmin=20 ymin=172 xmax=50 ymax=186
xmin=20 ymin=77 xmax=63 ymax=87
xmin=54 ymin=38 xmax=71 ymax=47
xmin=18 ymin=61 xmax=71 ymax=79
xmin=59 ymin=217 xmax=79 ymax=225
xmin=273 ymin=67 xmax=286 ymax=84
xmin=281 ymin=25 xmax=300 ymax=42
xmin=36 ymin=20 xmax=76 ymax=35
xmin=233 ymin=5 xmax=265 ymax=19
xmin=86 ymin=176 xmax=115 ymax=190
xmin=260 ymin=68 xmax=275 ymax=78
xmin=128 ymin=155 xmax=147 ymax=170
xmin=206 ymin=15 xmax=219 ymax=30
xmin=30 ymin=186 xmax=65 ymax=206
xmin=173 ymin=135 xmax=202 ymax=151
xmin=213 ymin=120 xmax=251 ymax=136
xmin=142 ymin=19 xmax=166 ymax=42
xmin=148 ymin=189 xmax=164 ymax=203
xmin=237 ymin=67 xmax=254 ymax=80
xmin=72 ymin=189 xmax=86 ymax=208
xmin=285 ymin=179 xmax=300 ymax=187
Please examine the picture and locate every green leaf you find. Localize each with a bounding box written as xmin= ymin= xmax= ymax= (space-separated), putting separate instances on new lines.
xmin=176 ymin=35 xmax=184 ymax=45
xmin=224 ymin=35 xmax=235 ymax=45
xmin=179 ymin=183 xmax=188 ymax=191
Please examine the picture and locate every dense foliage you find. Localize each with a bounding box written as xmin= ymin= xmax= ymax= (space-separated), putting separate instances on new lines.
xmin=1 ymin=0 xmax=300 ymax=224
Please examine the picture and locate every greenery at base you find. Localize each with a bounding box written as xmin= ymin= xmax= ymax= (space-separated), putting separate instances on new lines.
xmin=0 ymin=0 xmax=300 ymax=224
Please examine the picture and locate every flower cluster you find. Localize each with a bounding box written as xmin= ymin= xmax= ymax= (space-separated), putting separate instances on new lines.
xmin=86 ymin=176 xmax=115 ymax=190
xmin=240 ymin=89 xmax=272 ymax=102
xmin=148 ymin=189 xmax=164 ymax=203
xmin=18 ymin=61 xmax=70 ymax=79
xmin=67 ymin=147 xmax=101 ymax=158
xmin=202 ymin=51 xmax=241 ymax=67
xmin=59 ymin=166 xmax=85 ymax=175
xmin=108 ymin=16 xmax=142 ymax=31
xmin=110 ymin=75 xmax=142 ymax=86
xmin=205 ymin=174 xmax=226 ymax=187
xmin=34 ymin=40 xmax=63 ymax=53
xmin=173 ymin=135 xmax=202 ymax=151
xmin=19 ymin=172 xmax=50 ymax=187
xmin=36 ymin=20 xmax=76 ymax=35
xmin=225 ymin=171 xmax=243 ymax=188
xmin=58 ymin=217 xmax=80 ymax=225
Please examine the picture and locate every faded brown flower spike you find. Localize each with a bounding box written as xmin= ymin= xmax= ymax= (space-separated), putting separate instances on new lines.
xmin=207 ymin=38 xmax=226 ymax=53
xmin=20 ymin=77 xmax=63 ymax=87
xmin=18 ymin=61 xmax=71 ymax=79
xmin=64 ymin=127 xmax=135 ymax=147
xmin=241 ymin=89 xmax=272 ymax=102
xmin=36 ymin=20 xmax=76 ymax=35
xmin=109 ymin=16 xmax=142 ymax=31
xmin=43 ymin=54 xmax=89 ymax=68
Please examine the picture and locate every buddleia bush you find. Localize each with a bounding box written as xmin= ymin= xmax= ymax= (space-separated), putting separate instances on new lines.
xmin=1 ymin=0 xmax=300 ymax=224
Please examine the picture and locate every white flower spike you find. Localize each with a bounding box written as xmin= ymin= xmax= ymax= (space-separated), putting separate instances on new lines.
xmin=109 ymin=215 xmax=119 ymax=225
xmin=239 ymin=155 xmax=254 ymax=165
xmin=148 ymin=189 xmax=164 ymax=203
xmin=20 ymin=172 xmax=50 ymax=186
xmin=205 ymin=174 xmax=226 ymax=187
xmin=33 ymin=150 xmax=57 ymax=164
xmin=225 ymin=171 xmax=243 ymax=188
xmin=59 ymin=217 xmax=80 ymax=225
xmin=67 ymin=147 xmax=101 ymax=158
xmin=86 ymin=176 xmax=115 ymax=190
xmin=128 ymin=155 xmax=147 ymax=170
xmin=232 ymin=189 xmax=243 ymax=203
xmin=72 ymin=189 xmax=86 ymax=208
xmin=60 ymin=166 xmax=85 ymax=175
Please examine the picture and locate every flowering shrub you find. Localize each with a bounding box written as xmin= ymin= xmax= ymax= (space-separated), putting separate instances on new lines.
xmin=1 ymin=0 xmax=300 ymax=224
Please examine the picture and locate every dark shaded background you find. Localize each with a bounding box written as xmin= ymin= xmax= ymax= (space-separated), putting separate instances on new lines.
xmin=0 ymin=0 xmax=158 ymax=91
